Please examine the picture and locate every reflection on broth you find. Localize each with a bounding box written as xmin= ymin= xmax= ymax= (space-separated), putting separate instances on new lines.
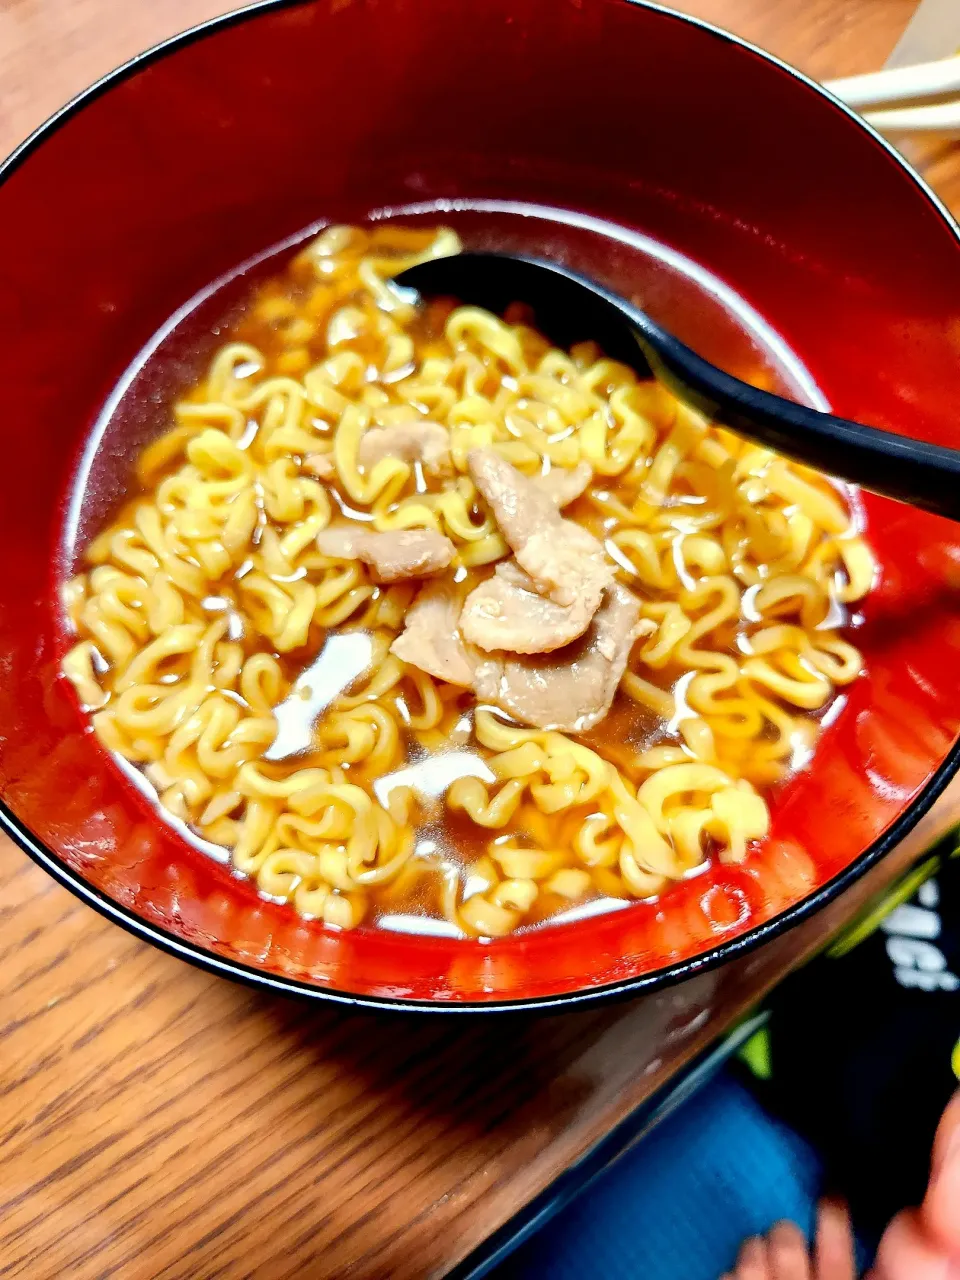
xmin=265 ymin=631 xmax=375 ymax=761
xmin=61 ymin=222 xmax=877 ymax=939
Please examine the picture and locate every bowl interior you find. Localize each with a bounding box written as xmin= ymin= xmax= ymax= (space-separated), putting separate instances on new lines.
xmin=3 ymin=0 xmax=960 ymax=1007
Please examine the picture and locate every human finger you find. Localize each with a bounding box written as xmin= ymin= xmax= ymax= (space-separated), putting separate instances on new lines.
xmin=767 ymin=1220 xmax=811 ymax=1280
xmin=814 ymin=1201 xmax=856 ymax=1280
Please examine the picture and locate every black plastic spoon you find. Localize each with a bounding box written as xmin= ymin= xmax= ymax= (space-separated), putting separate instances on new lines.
xmin=395 ymin=251 xmax=960 ymax=521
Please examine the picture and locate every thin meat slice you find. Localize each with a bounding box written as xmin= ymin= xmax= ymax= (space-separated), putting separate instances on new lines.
xmin=391 ymin=580 xmax=479 ymax=686
xmin=358 ymin=422 xmax=452 ymax=476
xmin=467 ymin=449 xmax=612 ymax=611
xmin=303 ymin=452 xmax=336 ymax=480
xmin=461 ymin=561 xmax=596 ymax=654
xmin=472 ymin=583 xmax=643 ymax=732
xmin=532 ymin=462 xmax=593 ymax=508
xmin=316 ymin=526 xmax=454 ymax=582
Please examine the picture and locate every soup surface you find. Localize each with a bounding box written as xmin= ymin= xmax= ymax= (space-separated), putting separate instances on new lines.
xmin=61 ymin=223 xmax=876 ymax=938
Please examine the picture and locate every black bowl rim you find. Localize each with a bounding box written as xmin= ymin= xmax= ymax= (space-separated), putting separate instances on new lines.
xmin=2 ymin=0 xmax=959 ymax=1014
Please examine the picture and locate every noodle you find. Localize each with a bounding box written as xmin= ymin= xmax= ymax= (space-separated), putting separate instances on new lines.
xmin=62 ymin=222 xmax=876 ymax=937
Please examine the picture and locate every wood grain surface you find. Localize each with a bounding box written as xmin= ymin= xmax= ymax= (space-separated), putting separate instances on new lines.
xmin=2 ymin=2 xmax=960 ymax=1277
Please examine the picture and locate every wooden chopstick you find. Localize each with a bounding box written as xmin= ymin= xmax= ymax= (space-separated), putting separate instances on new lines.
xmin=859 ymin=100 xmax=960 ymax=134
xmin=825 ymin=55 xmax=960 ymax=134
xmin=825 ymin=54 xmax=960 ymax=109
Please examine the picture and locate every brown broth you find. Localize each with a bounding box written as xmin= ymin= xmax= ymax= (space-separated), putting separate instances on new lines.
xmin=64 ymin=207 xmax=864 ymax=937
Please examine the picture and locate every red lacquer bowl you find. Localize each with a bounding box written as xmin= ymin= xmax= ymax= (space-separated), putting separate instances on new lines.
xmin=3 ymin=0 xmax=960 ymax=1012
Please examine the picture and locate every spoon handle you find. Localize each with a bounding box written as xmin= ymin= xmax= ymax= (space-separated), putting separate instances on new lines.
xmin=394 ymin=252 xmax=960 ymax=522
xmin=627 ymin=309 xmax=960 ymax=522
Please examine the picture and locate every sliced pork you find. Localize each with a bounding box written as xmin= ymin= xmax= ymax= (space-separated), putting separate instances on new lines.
xmin=316 ymin=526 xmax=454 ymax=582
xmin=390 ymin=580 xmax=478 ymax=686
xmin=302 ymin=452 xmax=336 ymax=480
xmin=472 ymin=582 xmax=644 ymax=732
xmin=532 ymin=461 xmax=593 ymax=508
xmin=358 ymin=422 xmax=452 ymax=476
xmin=467 ymin=449 xmax=612 ymax=611
xmin=460 ymin=561 xmax=596 ymax=654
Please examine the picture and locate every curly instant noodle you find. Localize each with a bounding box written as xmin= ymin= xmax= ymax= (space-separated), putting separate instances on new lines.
xmin=62 ymin=223 xmax=876 ymax=937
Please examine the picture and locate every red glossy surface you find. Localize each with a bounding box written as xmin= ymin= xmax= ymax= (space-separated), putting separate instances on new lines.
xmin=2 ymin=0 xmax=960 ymax=1005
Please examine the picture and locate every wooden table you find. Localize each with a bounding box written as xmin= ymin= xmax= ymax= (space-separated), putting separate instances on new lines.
xmin=2 ymin=3 xmax=959 ymax=1277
